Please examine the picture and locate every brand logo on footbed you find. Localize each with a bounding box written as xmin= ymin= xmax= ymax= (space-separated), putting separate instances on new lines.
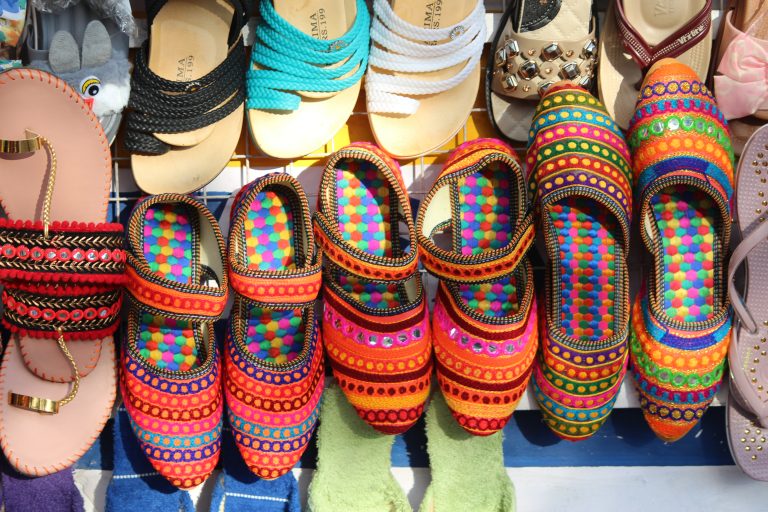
xmin=311 ymin=8 xmax=328 ymax=40
xmin=424 ymin=1 xmax=443 ymax=29
xmin=654 ymin=0 xmax=674 ymax=16
xmin=177 ymin=56 xmax=194 ymax=81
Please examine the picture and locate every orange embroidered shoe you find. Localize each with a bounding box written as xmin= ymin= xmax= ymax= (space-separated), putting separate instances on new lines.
xmin=415 ymin=138 xmax=538 ymax=436
xmin=314 ymin=142 xmax=432 ymax=434
xmin=224 ymin=173 xmax=324 ymax=479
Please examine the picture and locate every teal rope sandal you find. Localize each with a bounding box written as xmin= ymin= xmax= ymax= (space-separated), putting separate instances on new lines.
xmin=246 ymin=0 xmax=370 ymax=159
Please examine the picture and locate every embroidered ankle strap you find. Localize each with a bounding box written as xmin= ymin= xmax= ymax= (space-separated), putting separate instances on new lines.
xmin=125 ymin=194 xmax=229 ymax=321
xmin=366 ymin=0 xmax=486 ymax=115
xmin=246 ymin=0 xmax=370 ymax=111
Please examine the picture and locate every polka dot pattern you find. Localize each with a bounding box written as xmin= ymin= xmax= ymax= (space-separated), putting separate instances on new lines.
xmin=549 ymin=198 xmax=616 ymax=341
xmin=651 ymin=186 xmax=715 ymax=323
xmin=456 ymin=163 xmax=519 ymax=318
xmin=139 ymin=204 xmax=198 ymax=372
xmin=243 ymin=189 xmax=303 ymax=363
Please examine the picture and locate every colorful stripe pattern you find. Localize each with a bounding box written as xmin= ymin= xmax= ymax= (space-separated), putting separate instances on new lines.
xmin=416 ymin=139 xmax=538 ymax=435
xmin=316 ymin=143 xmax=432 ymax=434
xmin=527 ymin=84 xmax=633 ymax=441
xmin=627 ymin=59 xmax=734 ymax=442
xmin=225 ymin=174 xmax=324 ymax=479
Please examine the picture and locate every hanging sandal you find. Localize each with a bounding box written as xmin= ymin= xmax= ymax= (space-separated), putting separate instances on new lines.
xmin=120 ymin=193 xmax=229 ymax=489
xmin=726 ymin=124 xmax=768 ymax=481
xmin=365 ymin=0 xmax=486 ymax=159
xmin=627 ymin=59 xmax=734 ymax=442
xmin=487 ymin=0 xmax=598 ymax=142
xmin=527 ymin=83 xmax=634 ymax=441
xmin=246 ymin=0 xmax=370 ymax=159
xmin=0 ymin=68 xmax=124 ymax=476
xmin=416 ymin=138 xmax=538 ymax=436
xmin=224 ymin=173 xmax=324 ymax=479
xmin=125 ymin=0 xmax=250 ymax=194
xmin=315 ymin=142 xmax=432 ymax=434
xmin=598 ymin=0 xmax=713 ymax=130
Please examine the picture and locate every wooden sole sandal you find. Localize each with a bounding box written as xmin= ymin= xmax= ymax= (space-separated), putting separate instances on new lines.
xmin=366 ymin=0 xmax=486 ymax=159
xmin=120 ymin=194 xmax=229 ymax=489
xmin=627 ymin=59 xmax=734 ymax=442
xmin=314 ymin=143 xmax=432 ymax=434
xmin=487 ymin=0 xmax=597 ymax=142
xmin=415 ymin=139 xmax=538 ymax=436
xmin=527 ymin=83 xmax=634 ymax=441
xmin=598 ymin=0 xmax=713 ymax=130
xmin=0 ymin=68 xmax=124 ymax=476
xmin=224 ymin=173 xmax=324 ymax=479
xmin=246 ymin=0 xmax=370 ymax=159
xmin=125 ymin=0 xmax=250 ymax=194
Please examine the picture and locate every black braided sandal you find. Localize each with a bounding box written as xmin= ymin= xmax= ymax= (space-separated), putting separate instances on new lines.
xmin=125 ymin=0 xmax=251 ymax=194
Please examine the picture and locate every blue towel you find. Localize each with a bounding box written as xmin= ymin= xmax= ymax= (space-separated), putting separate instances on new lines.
xmin=1 ymin=460 xmax=84 ymax=512
xmin=105 ymin=407 xmax=194 ymax=512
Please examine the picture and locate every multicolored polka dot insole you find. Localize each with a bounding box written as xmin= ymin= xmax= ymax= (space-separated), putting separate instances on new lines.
xmin=651 ymin=186 xmax=716 ymax=323
xmin=456 ymin=163 xmax=519 ymax=318
xmin=549 ymin=198 xmax=616 ymax=341
xmin=243 ymin=189 xmax=304 ymax=364
xmin=138 ymin=204 xmax=199 ymax=372
xmin=336 ymin=159 xmax=402 ymax=310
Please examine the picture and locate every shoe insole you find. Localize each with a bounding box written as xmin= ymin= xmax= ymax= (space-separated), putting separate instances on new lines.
xmin=549 ymin=197 xmax=617 ymax=341
xmin=455 ymin=163 xmax=520 ymax=318
xmin=368 ymin=0 xmax=480 ymax=158
xmin=651 ymin=186 xmax=716 ymax=323
xmin=242 ymin=189 xmax=304 ymax=365
xmin=335 ymin=159 xmax=403 ymax=310
xmin=137 ymin=203 xmax=200 ymax=372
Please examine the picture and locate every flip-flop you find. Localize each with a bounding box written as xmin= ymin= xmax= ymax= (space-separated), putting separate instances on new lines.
xmin=121 ymin=194 xmax=229 ymax=489
xmin=418 ymin=391 xmax=515 ymax=512
xmin=627 ymin=59 xmax=734 ymax=442
xmin=0 ymin=67 xmax=124 ymax=476
xmin=726 ymin=124 xmax=768 ymax=481
xmin=365 ymin=0 xmax=486 ymax=159
xmin=416 ymin=139 xmax=538 ymax=436
xmin=246 ymin=0 xmax=370 ymax=159
xmin=125 ymin=0 xmax=250 ymax=194
xmin=487 ymin=0 xmax=597 ymax=142
xmin=0 ymin=0 xmax=28 ymax=70
xmin=25 ymin=1 xmax=132 ymax=144
xmin=713 ymin=0 xmax=768 ymax=155
xmin=224 ymin=173 xmax=324 ymax=479
xmin=307 ymin=383 xmax=411 ymax=512
xmin=527 ymin=83 xmax=633 ymax=441
xmin=598 ymin=0 xmax=713 ymax=130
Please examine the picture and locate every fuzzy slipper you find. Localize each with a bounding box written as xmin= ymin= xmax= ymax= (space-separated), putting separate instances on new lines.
xmin=307 ymin=384 xmax=411 ymax=512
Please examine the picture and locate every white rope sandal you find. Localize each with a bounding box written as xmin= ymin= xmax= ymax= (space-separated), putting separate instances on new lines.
xmin=365 ymin=0 xmax=486 ymax=159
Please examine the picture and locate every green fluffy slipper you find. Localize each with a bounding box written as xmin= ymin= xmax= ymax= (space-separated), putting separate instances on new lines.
xmin=419 ymin=392 xmax=515 ymax=512
xmin=307 ymin=384 xmax=411 ymax=512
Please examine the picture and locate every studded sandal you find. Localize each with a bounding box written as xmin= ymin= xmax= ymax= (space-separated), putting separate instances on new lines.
xmin=120 ymin=194 xmax=229 ymax=489
xmin=487 ymin=0 xmax=598 ymax=142
xmin=224 ymin=173 xmax=324 ymax=479
xmin=416 ymin=138 xmax=538 ymax=436
xmin=0 ymin=68 xmax=124 ymax=476
xmin=314 ymin=142 xmax=432 ymax=434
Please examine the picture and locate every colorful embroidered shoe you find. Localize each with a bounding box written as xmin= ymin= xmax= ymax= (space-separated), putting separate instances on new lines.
xmin=224 ymin=173 xmax=324 ymax=479
xmin=627 ymin=59 xmax=734 ymax=442
xmin=527 ymin=83 xmax=633 ymax=441
xmin=415 ymin=138 xmax=538 ymax=436
xmin=314 ymin=142 xmax=432 ymax=434
xmin=121 ymin=194 xmax=229 ymax=489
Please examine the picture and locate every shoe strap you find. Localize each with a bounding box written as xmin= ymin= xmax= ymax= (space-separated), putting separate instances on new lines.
xmin=125 ymin=194 xmax=229 ymax=322
xmin=314 ymin=143 xmax=419 ymax=282
xmin=417 ymin=140 xmax=534 ymax=284
xmin=727 ymin=219 xmax=768 ymax=335
xmin=365 ymin=0 xmax=486 ymax=115
xmin=228 ymin=174 xmax=322 ymax=308
xmin=246 ymin=0 xmax=370 ymax=112
xmin=615 ymin=0 xmax=711 ymax=70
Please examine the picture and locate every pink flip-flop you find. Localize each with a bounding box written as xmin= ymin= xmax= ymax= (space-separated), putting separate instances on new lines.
xmin=727 ymin=123 xmax=768 ymax=481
